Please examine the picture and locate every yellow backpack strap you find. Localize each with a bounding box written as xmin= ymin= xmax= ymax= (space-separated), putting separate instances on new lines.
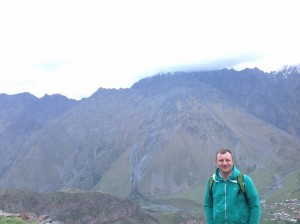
xmin=209 ymin=175 xmax=214 ymax=199
xmin=237 ymin=172 xmax=248 ymax=203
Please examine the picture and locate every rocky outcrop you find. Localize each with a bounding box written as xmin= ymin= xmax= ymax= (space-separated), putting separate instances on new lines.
xmin=0 ymin=189 xmax=158 ymax=224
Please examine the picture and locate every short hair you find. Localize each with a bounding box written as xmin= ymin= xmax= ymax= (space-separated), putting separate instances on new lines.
xmin=216 ymin=149 xmax=234 ymax=161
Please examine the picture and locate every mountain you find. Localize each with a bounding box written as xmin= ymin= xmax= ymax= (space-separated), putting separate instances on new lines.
xmin=0 ymin=93 xmax=78 ymax=182
xmin=0 ymin=67 xmax=299 ymax=204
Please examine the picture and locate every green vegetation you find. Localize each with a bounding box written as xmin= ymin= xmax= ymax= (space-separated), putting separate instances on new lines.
xmin=0 ymin=216 xmax=35 ymax=224
xmin=93 ymin=150 xmax=131 ymax=198
xmin=169 ymin=185 xmax=203 ymax=203
xmin=265 ymin=169 xmax=300 ymax=202
xmin=259 ymin=170 xmax=300 ymax=223
xmin=153 ymin=212 xmax=191 ymax=224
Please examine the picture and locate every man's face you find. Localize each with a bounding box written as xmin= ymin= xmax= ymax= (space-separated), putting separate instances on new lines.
xmin=216 ymin=152 xmax=234 ymax=175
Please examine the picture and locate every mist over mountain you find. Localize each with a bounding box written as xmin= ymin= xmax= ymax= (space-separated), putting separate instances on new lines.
xmin=0 ymin=66 xmax=299 ymax=203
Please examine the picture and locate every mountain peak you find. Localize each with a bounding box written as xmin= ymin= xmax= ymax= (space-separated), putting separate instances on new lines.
xmin=271 ymin=64 xmax=300 ymax=77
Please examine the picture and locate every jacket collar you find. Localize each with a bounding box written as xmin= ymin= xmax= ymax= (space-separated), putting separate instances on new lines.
xmin=214 ymin=165 xmax=240 ymax=182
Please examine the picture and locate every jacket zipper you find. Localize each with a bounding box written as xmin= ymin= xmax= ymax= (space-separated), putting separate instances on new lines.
xmin=224 ymin=182 xmax=227 ymax=223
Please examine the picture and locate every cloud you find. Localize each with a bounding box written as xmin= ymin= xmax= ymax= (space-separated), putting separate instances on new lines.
xmin=0 ymin=0 xmax=299 ymax=99
xmin=34 ymin=60 xmax=69 ymax=71
xmin=157 ymin=54 xmax=262 ymax=73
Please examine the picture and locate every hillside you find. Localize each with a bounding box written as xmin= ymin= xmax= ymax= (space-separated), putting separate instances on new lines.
xmin=0 ymin=67 xmax=299 ymax=222
xmin=0 ymin=189 xmax=158 ymax=224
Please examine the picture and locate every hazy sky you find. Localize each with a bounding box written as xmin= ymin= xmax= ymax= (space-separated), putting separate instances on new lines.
xmin=0 ymin=0 xmax=299 ymax=99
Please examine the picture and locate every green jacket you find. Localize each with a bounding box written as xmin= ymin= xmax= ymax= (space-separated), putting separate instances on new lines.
xmin=204 ymin=165 xmax=261 ymax=224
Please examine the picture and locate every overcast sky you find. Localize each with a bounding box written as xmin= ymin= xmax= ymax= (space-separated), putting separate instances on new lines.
xmin=0 ymin=0 xmax=299 ymax=99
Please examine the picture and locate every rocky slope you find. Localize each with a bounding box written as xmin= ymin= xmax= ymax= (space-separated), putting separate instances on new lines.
xmin=0 ymin=67 xmax=299 ymax=202
xmin=0 ymin=189 xmax=158 ymax=224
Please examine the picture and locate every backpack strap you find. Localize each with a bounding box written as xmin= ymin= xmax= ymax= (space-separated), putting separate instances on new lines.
xmin=209 ymin=174 xmax=215 ymax=199
xmin=237 ymin=172 xmax=248 ymax=203
xmin=209 ymin=172 xmax=248 ymax=203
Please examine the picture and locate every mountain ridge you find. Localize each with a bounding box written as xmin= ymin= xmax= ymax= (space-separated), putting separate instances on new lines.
xmin=0 ymin=67 xmax=299 ymax=201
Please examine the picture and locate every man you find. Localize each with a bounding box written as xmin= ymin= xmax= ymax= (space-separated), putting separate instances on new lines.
xmin=204 ymin=149 xmax=261 ymax=224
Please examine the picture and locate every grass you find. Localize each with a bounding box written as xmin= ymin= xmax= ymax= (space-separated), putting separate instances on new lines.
xmin=265 ymin=168 xmax=300 ymax=202
xmin=152 ymin=210 xmax=201 ymax=224
xmin=0 ymin=216 xmax=35 ymax=224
